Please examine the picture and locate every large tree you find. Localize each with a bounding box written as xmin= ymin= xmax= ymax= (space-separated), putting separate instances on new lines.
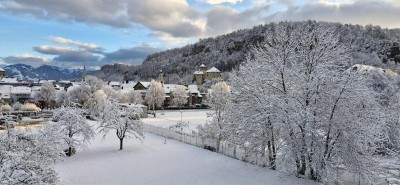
xmin=197 ymin=81 xmax=230 ymax=152
xmin=224 ymin=22 xmax=392 ymax=184
xmin=171 ymin=85 xmax=188 ymax=109
xmin=68 ymin=84 xmax=91 ymax=106
xmin=145 ymin=80 xmax=165 ymax=117
xmin=34 ymin=81 xmax=56 ymax=108
xmin=98 ymin=101 xmax=144 ymax=150
xmin=85 ymin=76 xmax=104 ymax=93
xmin=0 ymin=125 xmax=63 ymax=184
xmin=128 ymin=90 xmax=144 ymax=104
xmin=52 ymin=107 xmax=95 ymax=156
xmin=84 ymin=89 xmax=107 ymax=118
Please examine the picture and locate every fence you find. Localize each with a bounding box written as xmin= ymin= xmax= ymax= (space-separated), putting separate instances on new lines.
xmin=144 ymin=123 xmax=399 ymax=185
xmin=144 ymin=124 xmax=270 ymax=166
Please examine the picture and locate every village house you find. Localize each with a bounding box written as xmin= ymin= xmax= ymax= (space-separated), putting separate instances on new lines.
xmin=109 ymin=81 xmax=121 ymax=90
xmin=0 ymin=68 xmax=5 ymax=78
xmin=10 ymin=86 xmax=32 ymax=103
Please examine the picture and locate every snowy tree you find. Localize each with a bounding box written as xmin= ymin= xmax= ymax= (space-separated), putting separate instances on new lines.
xmin=55 ymin=90 xmax=74 ymax=107
xmin=52 ymin=107 xmax=95 ymax=156
xmin=145 ymin=80 xmax=164 ymax=117
xmin=171 ymin=85 xmax=188 ymax=108
xmin=98 ymin=100 xmax=144 ymax=150
xmin=84 ymin=90 xmax=107 ymax=118
xmin=0 ymin=126 xmax=63 ymax=184
xmin=85 ymin=76 xmax=104 ymax=93
xmin=118 ymin=90 xmax=144 ymax=104
xmin=101 ymin=85 xmax=117 ymax=100
xmin=198 ymin=81 xmax=230 ymax=152
xmin=117 ymin=91 xmax=130 ymax=103
xmin=128 ymin=90 xmax=144 ymax=104
xmin=68 ymin=84 xmax=91 ymax=106
xmin=34 ymin=81 xmax=56 ymax=108
xmin=224 ymin=22 xmax=392 ymax=183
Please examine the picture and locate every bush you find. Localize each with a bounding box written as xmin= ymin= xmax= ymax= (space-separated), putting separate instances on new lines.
xmin=21 ymin=103 xmax=41 ymax=112
xmin=0 ymin=104 xmax=13 ymax=112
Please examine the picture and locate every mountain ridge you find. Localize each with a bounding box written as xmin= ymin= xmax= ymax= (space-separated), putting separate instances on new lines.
xmin=3 ymin=64 xmax=94 ymax=81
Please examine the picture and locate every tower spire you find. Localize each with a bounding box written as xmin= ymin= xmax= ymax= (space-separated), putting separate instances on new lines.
xmin=82 ymin=65 xmax=87 ymax=82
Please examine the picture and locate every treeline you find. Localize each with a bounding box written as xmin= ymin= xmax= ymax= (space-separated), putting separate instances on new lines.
xmin=95 ymin=21 xmax=400 ymax=83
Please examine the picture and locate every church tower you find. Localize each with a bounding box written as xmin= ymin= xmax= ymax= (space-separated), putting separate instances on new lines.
xmin=82 ymin=65 xmax=87 ymax=82
xmin=159 ymin=70 xmax=164 ymax=85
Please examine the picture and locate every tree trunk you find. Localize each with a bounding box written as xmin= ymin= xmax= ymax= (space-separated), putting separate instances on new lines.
xmin=268 ymin=118 xmax=277 ymax=170
xmin=153 ymin=103 xmax=156 ymax=117
xmin=119 ymin=138 xmax=124 ymax=150
xmin=299 ymin=155 xmax=306 ymax=176
xmin=216 ymin=135 xmax=221 ymax=153
xmin=267 ymin=140 xmax=272 ymax=168
xmin=68 ymin=146 xmax=72 ymax=156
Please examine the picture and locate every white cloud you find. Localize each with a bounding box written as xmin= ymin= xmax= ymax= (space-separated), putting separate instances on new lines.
xmin=2 ymin=54 xmax=51 ymax=66
xmin=200 ymin=0 xmax=244 ymax=5
xmin=149 ymin=32 xmax=196 ymax=48
xmin=268 ymin=0 xmax=400 ymax=28
xmin=48 ymin=36 xmax=100 ymax=51
xmin=204 ymin=5 xmax=268 ymax=36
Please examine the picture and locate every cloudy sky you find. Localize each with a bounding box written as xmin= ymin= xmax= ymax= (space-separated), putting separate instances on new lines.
xmin=0 ymin=0 xmax=399 ymax=69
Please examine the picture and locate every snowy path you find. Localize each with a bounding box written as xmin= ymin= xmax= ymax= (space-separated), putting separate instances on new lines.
xmin=55 ymin=132 xmax=316 ymax=185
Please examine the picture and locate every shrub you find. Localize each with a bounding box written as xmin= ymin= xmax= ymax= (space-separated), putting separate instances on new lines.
xmin=0 ymin=104 xmax=13 ymax=112
xmin=21 ymin=103 xmax=41 ymax=112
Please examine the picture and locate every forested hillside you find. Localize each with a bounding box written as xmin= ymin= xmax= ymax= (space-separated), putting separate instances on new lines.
xmin=95 ymin=21 xmax=400 ymax=83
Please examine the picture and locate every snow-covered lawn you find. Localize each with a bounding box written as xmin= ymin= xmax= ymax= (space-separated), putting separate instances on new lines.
xmin=142 ymin=110 xmax=210 ymax=133
xmin=55 ymin=122 xmax=316 ymax=185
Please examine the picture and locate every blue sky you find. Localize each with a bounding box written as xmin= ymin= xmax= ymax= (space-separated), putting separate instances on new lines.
xmin=0 ymin=0 xmax=399 ymax=69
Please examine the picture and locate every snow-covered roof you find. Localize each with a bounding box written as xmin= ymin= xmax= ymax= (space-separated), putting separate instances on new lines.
xmin=31 ymin=86 xmax=42 ymax=92
xmin=10 ymin=86 xmax=31 ymax=94
xmin=121 ymin=81 xmax=136 ymax=89
xmin=200 ymin=64 xmax=206 ymax=67
xmin=139 ymin=82 xmax=151 ymax=88
xmin=0 ymin=85 xmax=12 ymax=99
xmin=188 ymin=84 xmax=198 ymax=90
xmin=206 ymin=67 xmax=220 ymax=73
xmin=164 ymin=84 xmax=177 ymax=94
xmin=39 ymin=80 xmax=56 ymax=84
xmin=71 ymin=82 xmax=82 ymax=86
xmin=109 ymin=81 xmax=120 ymax=86
xmin=193 ymin=71 xmax=204 ymax=75
xmin=0 ymin=68 xmax=5 ymax=72
xmin=188 ymin=88 xmax=202 ymax=97
xmin=59 ymin=80 xmax=71 ymax=84
xmin=0 ymin=77 xmax=19 ymax=83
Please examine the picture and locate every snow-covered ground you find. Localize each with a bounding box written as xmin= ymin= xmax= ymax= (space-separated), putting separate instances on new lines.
xmin=142 ymin=110 xmax=210 ymax=133
xmin=55 ymin=117 xmax=317 ymax=185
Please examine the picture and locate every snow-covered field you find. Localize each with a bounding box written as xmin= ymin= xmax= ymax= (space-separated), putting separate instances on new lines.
xmin=142 ymin=110 xmax=210 ymax=133
xmin=55 ymin=113 xmax=317 ymax=185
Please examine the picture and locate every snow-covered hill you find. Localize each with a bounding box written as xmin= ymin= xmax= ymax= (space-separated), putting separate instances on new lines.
xmin=3 ymin=64 xmax=94 ymax=81
xmin=94 ymin=21 xmax=400 ymax=83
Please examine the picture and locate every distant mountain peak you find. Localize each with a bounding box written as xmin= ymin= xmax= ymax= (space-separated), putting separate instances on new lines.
xmin=3 ymin=64 xmax=93 ymax=81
